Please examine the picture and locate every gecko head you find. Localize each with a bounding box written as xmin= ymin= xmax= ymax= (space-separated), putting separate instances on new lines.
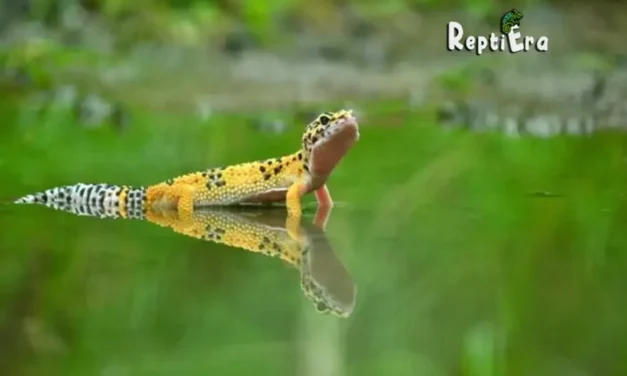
xmin=301 ymin=109 xmax=360 ymax=179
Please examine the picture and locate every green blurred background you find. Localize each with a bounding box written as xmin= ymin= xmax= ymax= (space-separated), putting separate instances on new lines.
xmin=2 ymin=0 xmax=627 ymax=375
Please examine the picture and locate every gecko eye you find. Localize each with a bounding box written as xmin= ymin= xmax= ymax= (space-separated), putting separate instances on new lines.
xmin=319 ymin=115 xmax=330 ymax=125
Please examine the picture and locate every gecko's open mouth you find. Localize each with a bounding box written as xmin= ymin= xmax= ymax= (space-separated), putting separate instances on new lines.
xmin=310 ymin=114 xmax=359 ymax=178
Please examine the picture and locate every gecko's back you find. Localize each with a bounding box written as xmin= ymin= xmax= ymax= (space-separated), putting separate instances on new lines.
xmin=146 ymin=151 xmax=307 ymax=208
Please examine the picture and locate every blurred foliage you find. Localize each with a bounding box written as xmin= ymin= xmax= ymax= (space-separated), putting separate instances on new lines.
xmin=0 ymin=0 xmax=546 ymax=48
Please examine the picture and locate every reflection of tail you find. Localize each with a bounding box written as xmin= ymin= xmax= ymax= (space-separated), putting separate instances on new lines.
xmin=14 ymin=183 xmax=148 ymax=219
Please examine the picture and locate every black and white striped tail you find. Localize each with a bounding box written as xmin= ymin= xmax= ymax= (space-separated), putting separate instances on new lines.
xmin=14 ymin=183 xmax=147 ymax=220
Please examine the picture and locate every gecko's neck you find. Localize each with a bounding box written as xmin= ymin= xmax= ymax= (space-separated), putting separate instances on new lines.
xmin=280 ymin=150 xmax=307 ymax=166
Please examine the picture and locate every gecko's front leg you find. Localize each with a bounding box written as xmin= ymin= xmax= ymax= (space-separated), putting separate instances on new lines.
xmin=286 ymin=180 xmax=308 ymax=219
xmin=286 ymin=181 xmax=307 ymax=241
xmin=313 ymin=185 xmax=333 ymax=230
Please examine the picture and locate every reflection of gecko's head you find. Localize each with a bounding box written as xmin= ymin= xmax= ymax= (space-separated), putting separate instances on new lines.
xmin=299 ymin=246 xmax=356 ymax=318
xmin=301 ymin=110 xmax=360 ymax=179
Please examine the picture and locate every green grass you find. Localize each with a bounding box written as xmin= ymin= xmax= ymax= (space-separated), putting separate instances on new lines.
xmin=2 ymin=97 xmax=627 ymax=376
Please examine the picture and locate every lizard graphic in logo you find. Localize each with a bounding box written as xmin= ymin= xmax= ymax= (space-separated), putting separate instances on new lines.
xmin=447 ymin=8 xmax=547 ymax=54
xmin=501 ymin=9 xmax=524 ymax=34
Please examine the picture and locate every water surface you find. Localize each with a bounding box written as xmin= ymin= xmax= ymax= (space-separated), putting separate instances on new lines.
xmin=2 ymin=108 xmax=627 ymax=376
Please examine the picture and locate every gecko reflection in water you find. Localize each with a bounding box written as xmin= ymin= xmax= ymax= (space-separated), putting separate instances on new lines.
xmin=147 ymin=205 xmax=357 ymax=318
xmin=17 ymin=194 xmax=357 ymax=317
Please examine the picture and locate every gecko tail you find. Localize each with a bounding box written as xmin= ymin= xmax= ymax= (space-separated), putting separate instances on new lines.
xmin=14 ymin=194 xmax=43 ymax=204
xmin=13 ymin=183 xmax=148 ymax=220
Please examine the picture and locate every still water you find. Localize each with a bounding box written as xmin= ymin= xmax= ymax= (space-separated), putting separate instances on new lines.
xmin=2 ymin=109 xmax=627 ymax=376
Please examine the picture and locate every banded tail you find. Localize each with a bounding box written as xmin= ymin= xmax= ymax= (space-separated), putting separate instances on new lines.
xmin=14 ymin=183 xmax=148 ymax=219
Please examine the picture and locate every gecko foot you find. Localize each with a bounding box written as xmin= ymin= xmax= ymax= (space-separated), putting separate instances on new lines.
xmin=174 ymin=184 xmax=196 ymax=221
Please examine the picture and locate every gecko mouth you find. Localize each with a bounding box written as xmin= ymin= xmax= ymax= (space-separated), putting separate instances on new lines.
xmin=310 ymin=115 xmax=359 ymax=178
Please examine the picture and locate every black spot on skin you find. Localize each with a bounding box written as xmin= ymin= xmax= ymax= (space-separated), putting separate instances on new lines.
xmin=276 ymin=157 xmax=282 ymax=163
xmin=215 ymin=228 xmax=226 ymax=234
xmin=319 ymin=115 xmax=330 ymax=125
xmin=217 ymin=173 xmax=222 ymax=178
xmin=262 ymin=236 xmax=271 ymax=243
xmin=166 ymin=179 xmax=174 ymax=185
xmin=209 ymin=174 xmax=215 ymax=180
xmin=259 ymin=166 xmax=266 ymax=173
xmin=267 ymin=160 xmax=273 ymax=165
xmin=316 ymin=302 xmax=328 ymax=312
xmin=263 ymin=174 xmax=272 ymax=181
xmin=292 ymin=157 xmax=297 ymax=162
xmin=205 ymin=182 xmax=212 ymax=190
xmin=298 ymin=153 xmax=303 ymax=160
xmin=311 ymin=136 xmax=318 ymax=144
xmin=259 ymin=243 xmax=265 ymax=250
xmin=273 ymin=165 xmax=283 ymax=174
xmin=215 ymin=181 xmax=226 ymax=187
xmin=202 ymin=172 xmax=208 ymax=177
xmin=303 ymin=164 xmax=309 ymax=172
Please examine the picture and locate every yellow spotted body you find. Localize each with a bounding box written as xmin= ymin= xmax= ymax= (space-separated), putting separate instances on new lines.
xmin=146 ymin=151 xmax=305 ymax=210
xmin=14 ymin=110 xmax=360 ymax=223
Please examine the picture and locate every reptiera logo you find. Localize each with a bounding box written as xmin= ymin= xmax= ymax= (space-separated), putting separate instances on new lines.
xmin=446 ymin=9 xmax=549 ymax=55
